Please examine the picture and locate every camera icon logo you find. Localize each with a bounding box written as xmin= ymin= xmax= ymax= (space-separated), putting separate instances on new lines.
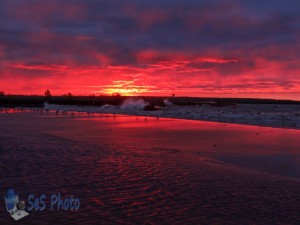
xmin=4 ymin=188 xmax=29 ymax=221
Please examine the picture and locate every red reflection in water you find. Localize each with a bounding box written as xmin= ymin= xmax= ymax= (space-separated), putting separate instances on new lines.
xmin=75 ymin=114 xmax=300 ymax=155
xmin=71 ymin=114 xmax=300 ymax=178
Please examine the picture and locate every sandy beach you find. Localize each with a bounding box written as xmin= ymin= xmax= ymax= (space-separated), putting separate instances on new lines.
xmin=2 ymin=0 xmax=300 ymax=223
xmin=1 ymin=112 xmax=300 ymax=224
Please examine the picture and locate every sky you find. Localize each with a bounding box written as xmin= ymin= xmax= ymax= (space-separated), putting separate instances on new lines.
xmin=0 ymin=0 xmax=300 ymax=99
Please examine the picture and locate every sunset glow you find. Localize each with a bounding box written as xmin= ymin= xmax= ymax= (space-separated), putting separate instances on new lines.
xmin=0 ymin=0 xmax=300 ymax=99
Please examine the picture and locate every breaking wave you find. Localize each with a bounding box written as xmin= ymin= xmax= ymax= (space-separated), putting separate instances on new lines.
xmin=120 ymin=98 xmax=148 ymax=111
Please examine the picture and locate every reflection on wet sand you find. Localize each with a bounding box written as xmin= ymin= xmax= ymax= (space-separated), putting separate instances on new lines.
xmin=73 ymin=114 xmax=300 ymax=179
xmin=0 ymin=112 xmax=300 ymax=224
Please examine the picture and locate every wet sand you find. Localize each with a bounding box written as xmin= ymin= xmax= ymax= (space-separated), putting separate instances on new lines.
xmin=0 ymin=112 xmax=300 ymax=224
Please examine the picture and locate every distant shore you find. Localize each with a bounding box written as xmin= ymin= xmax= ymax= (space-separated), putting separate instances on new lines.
xmin=1 ymin=95 xmax=300 ymax=108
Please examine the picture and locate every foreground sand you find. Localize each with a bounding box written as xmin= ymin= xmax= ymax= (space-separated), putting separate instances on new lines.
xmin=0 ymin=113 xmax=300 ymax=224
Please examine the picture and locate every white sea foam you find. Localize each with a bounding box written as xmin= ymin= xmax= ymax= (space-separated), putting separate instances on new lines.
xmin=120 ymin=98 xmax=148 ymax=111
xmin=163 ymin=99 xmax=172 ymax=106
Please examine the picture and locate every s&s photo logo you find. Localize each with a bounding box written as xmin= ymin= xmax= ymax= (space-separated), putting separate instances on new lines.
xmin=4 ymin=188 xmax=29 ymax=221
xmin=3 ymin=187 xmax=81 ymax=221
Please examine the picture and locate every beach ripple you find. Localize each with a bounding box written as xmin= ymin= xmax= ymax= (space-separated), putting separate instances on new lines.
xmin=0 ymin=134 xmax=300 ymax=224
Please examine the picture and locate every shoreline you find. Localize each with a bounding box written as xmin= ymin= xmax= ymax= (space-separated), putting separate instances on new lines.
xmin=2 ymin=105 xmax=300 ymax=131
xmin=115 ymin=111 xmax=300 ymax=131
